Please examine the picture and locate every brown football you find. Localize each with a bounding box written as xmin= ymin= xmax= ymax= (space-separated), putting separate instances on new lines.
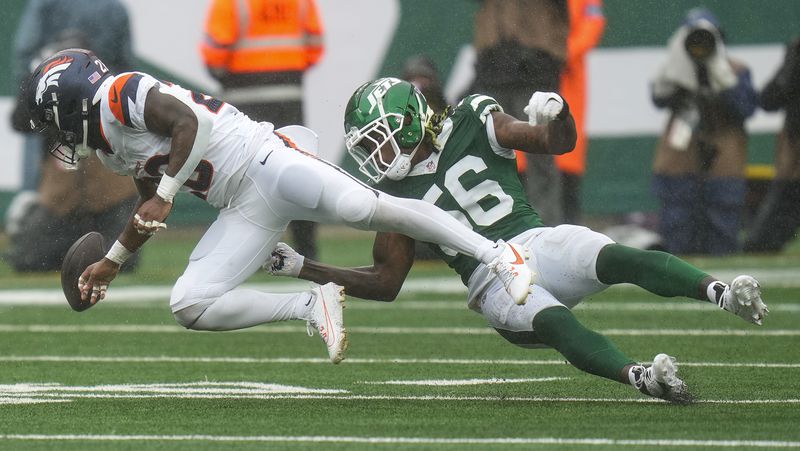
xmin=60 ymin=231 xmax=106 ymax=312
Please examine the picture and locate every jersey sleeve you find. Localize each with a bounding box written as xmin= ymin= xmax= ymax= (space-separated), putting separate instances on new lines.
xmin=105 ymin=72 xmax=158 ymax=130
xmin=456 ymin=94 xmax=515 ymax=159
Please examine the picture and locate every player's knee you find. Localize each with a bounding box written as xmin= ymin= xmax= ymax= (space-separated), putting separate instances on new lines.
xmin=170 ymin=277 xmax=212 ymax=329
xmin=276 ymin=163 xmax=324 ymax=209
xmin=336 ymin=189 xmax=378 ymax=225
xmin=172 ymin=302 xmax=212 ymax=329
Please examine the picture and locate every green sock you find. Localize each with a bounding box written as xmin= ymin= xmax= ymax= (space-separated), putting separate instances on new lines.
xmin=532 ymin=307 xmax=634 ymax=383
xmin=596 ymin=244 xmax=709 ymax=300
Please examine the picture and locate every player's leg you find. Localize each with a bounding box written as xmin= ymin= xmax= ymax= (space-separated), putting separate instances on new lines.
xmin=479 ymin=281 xmax=690 ymax=403
xmin=169 ymin=205 xmax=347 ymax=362
xmin=595 ymin=242 xmax=768 ymax=325
xmin=253 ymin=142 xmax=532 ymax=303
xmin=522 ymin=224 xmax=766 ymax=325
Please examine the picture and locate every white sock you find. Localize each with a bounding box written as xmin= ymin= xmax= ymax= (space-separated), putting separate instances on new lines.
xmin=294 ymin=292 xmax=315 ymax=320
xmin=474 ymin=240 xmax=503 ymax=263
xmin=706 ymin=281 xmax=728 ymax=307
xmin=628 ymin=365 xmax=645 ymax=387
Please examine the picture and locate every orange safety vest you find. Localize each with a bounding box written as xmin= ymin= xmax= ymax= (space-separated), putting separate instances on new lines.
xmin=201 ymin=0 xmax=324 ymax=74
xmin=554 ymin=0 xmax=605 ymax=176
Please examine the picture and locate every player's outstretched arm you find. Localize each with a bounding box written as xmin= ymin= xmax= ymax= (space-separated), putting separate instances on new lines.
xmin=271 ymin=232 xmax=416 ymax=302
xmin=78 ymin=178 xmax=159 ymax=304
xmin=492 ymin=96 xmax=577 ymax=155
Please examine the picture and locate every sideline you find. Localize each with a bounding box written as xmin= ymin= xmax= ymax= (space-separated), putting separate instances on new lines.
xmin=2 ymin=267 xmax=800 ymax=306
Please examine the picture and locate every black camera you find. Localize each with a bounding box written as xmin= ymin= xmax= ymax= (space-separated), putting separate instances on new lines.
xmin=684 ymin=28 xmax=717 ymax=62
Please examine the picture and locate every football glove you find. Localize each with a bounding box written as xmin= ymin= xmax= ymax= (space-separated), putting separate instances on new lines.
xmin=523 ymin=92 xmax=568 ymax=126
xmin=266 ymin=242 xmax=305 ymax=277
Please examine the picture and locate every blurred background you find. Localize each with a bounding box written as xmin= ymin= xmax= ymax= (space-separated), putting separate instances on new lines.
xmin=0 ymin=0 xmax=798 ymax=279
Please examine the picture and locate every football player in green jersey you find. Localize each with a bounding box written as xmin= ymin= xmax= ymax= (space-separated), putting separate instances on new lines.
xmin=267 ymin=77 xmax=768 ymax=403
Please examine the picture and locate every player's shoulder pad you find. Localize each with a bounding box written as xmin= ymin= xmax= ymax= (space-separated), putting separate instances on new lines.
xmin=106 ymin=72 xmax=151 ymax=128
xmin=455 ymin=94 xmax=504 ymax=124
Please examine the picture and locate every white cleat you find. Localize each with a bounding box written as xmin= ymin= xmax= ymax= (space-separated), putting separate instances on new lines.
xmin=720 ymin=275 xmax=769 ymax=326
xmin=306 ymin=283 xmax=348 ymax=364
xmin=488 ymin=242 xmax=534 ymax=305
xmin=632 ymin=353 xmax=693 ymax=405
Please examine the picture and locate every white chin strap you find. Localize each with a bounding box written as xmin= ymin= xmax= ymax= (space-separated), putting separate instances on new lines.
xmin=383 ymin=137 xmax=423 ymax=181
xmin=385 ymin=152 xmax=414 ymax=181
xmin=75 ymin=99 xmax=92 ymax=161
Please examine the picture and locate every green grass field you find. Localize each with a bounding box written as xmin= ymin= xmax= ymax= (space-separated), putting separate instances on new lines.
xmin=0 ymin=227 xmax=798 ymax=450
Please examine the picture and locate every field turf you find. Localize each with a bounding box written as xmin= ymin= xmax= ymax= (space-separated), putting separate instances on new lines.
xmin=0 ymin=227 xmax=798 ymax=450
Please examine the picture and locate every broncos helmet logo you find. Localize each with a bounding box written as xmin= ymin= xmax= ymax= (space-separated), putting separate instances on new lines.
xmin=35 ymin=55 xmax=74 ymax=105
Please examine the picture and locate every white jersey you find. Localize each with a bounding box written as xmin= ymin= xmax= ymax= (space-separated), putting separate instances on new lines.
xmin=95 ymin=72 xmax=270 ymax=208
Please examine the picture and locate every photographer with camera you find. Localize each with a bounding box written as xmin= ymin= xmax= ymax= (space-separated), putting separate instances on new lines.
xmin=744 ymin=37 xmax=800 ymax=252
xmin=650 ymin=8 xmax=757 ymax=255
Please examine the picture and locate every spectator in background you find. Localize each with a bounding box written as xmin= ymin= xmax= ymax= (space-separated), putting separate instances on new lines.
xmin=470 ymin=0 xmax=569 ymax=225
xmin=744 ymin=37 xmax=800 ymax=252
xmin=201 ymin=0 xmax=323 ymax=260
xmin=650 ymin=8 xmax=757 ymax=255
xmin=400 ymin=54 xmax=448 ymax=260
xmin=6 ymin=0 xmax=138 ymax=272
xmin=555 ymin=0 xmax=605 ymax=225
xmin=401 ymin=55 xmax=448 ymax=114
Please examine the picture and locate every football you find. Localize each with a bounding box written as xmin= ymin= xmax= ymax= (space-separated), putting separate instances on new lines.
xmin=60 ymin=231 xmax=106 ymax=312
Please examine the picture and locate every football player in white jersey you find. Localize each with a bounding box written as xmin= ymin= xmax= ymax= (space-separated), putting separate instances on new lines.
xmin=24 ymin=48 xmax=535 ymax=364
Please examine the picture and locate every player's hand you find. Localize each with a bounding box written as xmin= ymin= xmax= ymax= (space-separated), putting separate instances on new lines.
xmin=524 ymin=92 xmax=566 ymax=126
xmin=267 ymin=242 xmax=305 ymax=277
xmin=78 ymin=259 xmax=120 ymax=304
xmin=134 ymin=196 xmax=172 ymax=235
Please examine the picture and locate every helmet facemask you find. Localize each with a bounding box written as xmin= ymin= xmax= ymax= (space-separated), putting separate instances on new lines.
xmin=32 ymin=94 xmax=92 ymax=169
xmin=344 ymin=78 xmax=431 ymax=184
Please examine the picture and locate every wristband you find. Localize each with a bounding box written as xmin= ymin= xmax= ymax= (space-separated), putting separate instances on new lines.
xmin=105 ymin=240 xmax=133 ymax=265
xmin=156 ymin=174 xmax=182 ymax=204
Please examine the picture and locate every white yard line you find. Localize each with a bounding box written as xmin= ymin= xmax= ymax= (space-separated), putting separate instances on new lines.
xmin=2 ymin=267 xmax=800 ymax=306
xmin=361 ymin=377 xmax=569 ymax=386
xmin=0 ymin=323 xmax=797 ymax=337
xmin=2 ymin=355 xmax=799 ymax=368
xmin=0 ymin=380 xmax=798 ymax=406
xmin=0 ymin=434 xmax=798 ymax=447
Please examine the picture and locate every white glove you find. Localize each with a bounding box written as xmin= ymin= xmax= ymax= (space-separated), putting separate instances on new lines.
xmin=523 ymin=92 xmax=566 ymax=126
xmin=266 ymin=242 xmax=305 ymax=277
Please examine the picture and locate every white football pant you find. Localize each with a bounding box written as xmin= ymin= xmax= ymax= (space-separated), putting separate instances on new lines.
xmin=172 ymin=133 xmax=501 ymax=329
xmin=470 ymin=224 xmax=614 ymax=332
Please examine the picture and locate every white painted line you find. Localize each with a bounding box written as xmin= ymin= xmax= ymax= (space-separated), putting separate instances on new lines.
xmin=354 ymin=301 xmax=800 ymax=313
xmin=3 ymin=355 xmax=799 ymax=368
xmin=0 ymin=382 xmax=345 ymax=405
xmin=0 ymin=381 xmax=798 ymax=406
xmin=0 ymin=397 xmax=70 ymax=405
xmin=0 ymin=323 xmax=797 ymax=337
xmin=2 ymin=267 xmax=800 ymax=306
xmin=0 ymin=278 xmax=469 ymax=305
xmin=362 ymin=377 xmax=569 ymax=386
xmin=0 ymin=434 xmax=798 ymax=447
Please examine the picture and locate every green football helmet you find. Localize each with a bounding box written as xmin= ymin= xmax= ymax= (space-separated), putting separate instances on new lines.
xmin=343 ymin=77 xmax=432 ymax=183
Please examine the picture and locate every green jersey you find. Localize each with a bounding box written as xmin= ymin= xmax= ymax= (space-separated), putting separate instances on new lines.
xmin=377 ymin=94 xmax=544 ymax=284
